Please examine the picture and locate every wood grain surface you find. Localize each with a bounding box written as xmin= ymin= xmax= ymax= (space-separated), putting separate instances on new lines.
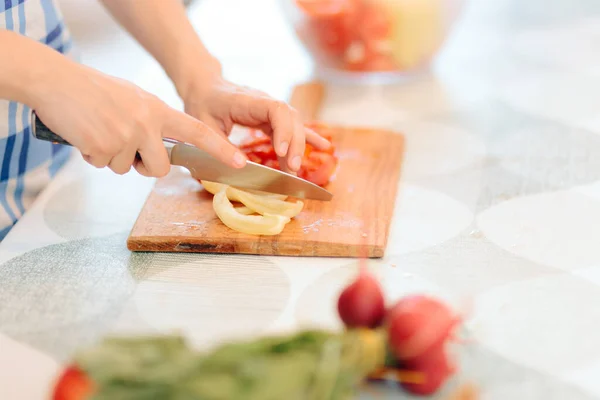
xmin=288 ymin=80 xmax=325 ymax=120
xmin=127 ymin=122 xmax=405 ymax=257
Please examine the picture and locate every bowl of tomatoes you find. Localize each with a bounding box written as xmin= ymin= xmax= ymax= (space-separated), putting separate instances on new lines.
xmin=280 ymin=0 xmax=466 ymax=83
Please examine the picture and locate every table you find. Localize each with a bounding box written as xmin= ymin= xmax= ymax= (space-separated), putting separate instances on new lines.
xmin=3 ymin=0 xmax=600 ymax=398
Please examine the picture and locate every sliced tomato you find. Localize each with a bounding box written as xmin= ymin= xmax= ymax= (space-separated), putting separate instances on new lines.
xmin=239 ymin=126 xmax=337 ymax=186
xmin=264 ymin=159 xmax=280 ymax=170
xmin=52 ymin=366 xmax=94 ymax=400
xmin=244 ymin=152 xmax=263 ymax=164
xmin=299 ymin=152 xmax=337 ymax=187
xmin=304 ymin=144 xmax=314 ymax=158
xmin=240 ymin=136 xmax=272 ymax=149
xmin=248 ymin=143 xmax=277 ymax=161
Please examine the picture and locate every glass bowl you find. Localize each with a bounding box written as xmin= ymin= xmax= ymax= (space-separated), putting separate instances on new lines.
xmin=279 ymin=0 xmax=467 ymax=83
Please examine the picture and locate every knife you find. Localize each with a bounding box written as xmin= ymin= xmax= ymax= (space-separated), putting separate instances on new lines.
xmin=30 ymin=112 xmax=333 ymax=201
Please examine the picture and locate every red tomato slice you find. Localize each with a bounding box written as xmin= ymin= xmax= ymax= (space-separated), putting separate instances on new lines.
xmin=239 ymin=129 xmax=272 ymax=148
xmin=244 ymin=152 xmax=263 ymax=164
xmin=299 ymin=152 xmax=337 ymax=187
xmin=304 ymin=144 xmax=314 ymax=158
xmin=248 ymin=144 xmax=277 ymax=161
xmin=264 ymin=159 xmax=280 ymax=170
xmin=52 ymin=366 xmax=94 ymax=400
xmin=239 ymin=124 xmax=338 ymax=187
xmin=240 ymin=136 xmax=272 ymax=149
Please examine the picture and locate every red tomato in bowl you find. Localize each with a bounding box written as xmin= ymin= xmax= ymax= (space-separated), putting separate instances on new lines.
xmin=295 ymin=0 xmax=356 ymax=17
xmin=358 ymin=2 xmax=392 ymax=41
xmin=301 ymin=0 xmax=360 ymax=56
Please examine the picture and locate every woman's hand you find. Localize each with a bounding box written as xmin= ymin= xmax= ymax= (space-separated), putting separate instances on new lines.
xmin=180 ymin=76 xmax=331 ymax=173
xmin=31 ymin=63 xmax=248 ymax=177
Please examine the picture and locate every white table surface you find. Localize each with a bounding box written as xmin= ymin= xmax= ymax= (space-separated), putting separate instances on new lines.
xmin=3 ymin=0 xmax=600 ymax=399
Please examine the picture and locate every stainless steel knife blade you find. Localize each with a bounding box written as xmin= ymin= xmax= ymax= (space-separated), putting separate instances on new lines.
xmin=166 ymin=141 xmax=333 ymax=201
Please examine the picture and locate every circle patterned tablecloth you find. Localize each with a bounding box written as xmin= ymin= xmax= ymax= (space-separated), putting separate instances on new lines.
xmin=3 ymin=0 xmax=600 ymax=399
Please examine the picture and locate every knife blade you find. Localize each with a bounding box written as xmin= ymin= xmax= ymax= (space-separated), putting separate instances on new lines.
xmin=30 ymin=112 xmax=333 ymax=201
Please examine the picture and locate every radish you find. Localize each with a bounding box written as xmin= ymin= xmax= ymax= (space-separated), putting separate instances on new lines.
xmin=337 ymin=260 xmax=385 ymax=328
xmin=400 ymin=348 xmax=454 ymax=395
xmin=386 ymin=295 xmax=460 ymax=361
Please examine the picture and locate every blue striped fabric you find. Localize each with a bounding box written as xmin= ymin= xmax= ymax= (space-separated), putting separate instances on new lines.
xmin=0 ymin=0 xmax=73 ymax=240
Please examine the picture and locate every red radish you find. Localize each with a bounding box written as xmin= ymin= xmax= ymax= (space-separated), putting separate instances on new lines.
xmin=386 ymin=295 xmax=460 ymax=361
xmin=337 ymin=260 xmax=385 ymax=328
xmin=52 ymin=365 xmax=94 ymax=400
xmin=400 ymin=348 xmax=454 ymax=395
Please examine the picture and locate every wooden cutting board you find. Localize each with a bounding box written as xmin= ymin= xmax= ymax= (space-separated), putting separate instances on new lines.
xmin=127 ymin=122 xmax=404 ymax=257
xmin=127 ymin=82 xmax=405 ymax=257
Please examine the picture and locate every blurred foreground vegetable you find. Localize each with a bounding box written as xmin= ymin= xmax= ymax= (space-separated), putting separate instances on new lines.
xmin=52 ymin=329 xmax=394 ymax=400
xmin=52 ymin=262 xmax=471 ymax=399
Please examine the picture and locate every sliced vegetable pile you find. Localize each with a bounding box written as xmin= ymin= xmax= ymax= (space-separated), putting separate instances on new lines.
xmin=336 ymin=261 xmax=463 ymax=395
xmin=201 ymin=180 xmax=304 ymax=236
xmin=293 ymin=0 xmax=444 ymax=73
xmin=239 ymin=124 xmax=338 ymax=187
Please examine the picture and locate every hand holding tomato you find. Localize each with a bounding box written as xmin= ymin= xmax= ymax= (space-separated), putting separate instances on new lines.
xmin=181 ymin=75 xmax=331 ymax=174
xmin=238 ymin=125 xmax=338 ymax=187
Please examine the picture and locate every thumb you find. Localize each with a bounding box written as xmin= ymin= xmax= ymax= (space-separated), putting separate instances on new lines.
xmin=162 ymin=109 xmax=247 ymax=169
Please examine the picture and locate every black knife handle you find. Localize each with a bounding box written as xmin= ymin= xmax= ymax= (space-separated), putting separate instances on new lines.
xmin=31 ymin=113 xmax=72 ymax=146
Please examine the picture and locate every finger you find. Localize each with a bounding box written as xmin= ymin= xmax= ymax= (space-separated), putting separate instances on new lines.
xmin=285 ymin=115 xmax=306 ymax=172
xmin=270 ymin=103 xmax=295 ymax=159
xmin=277 ymin=154 xmax=296 ymax=175
xmin=132 ymin=155 xmax=156 ymax=177
xmin=255 ymin=123 xmax=273 ymax=137
xmin=229 ymin=95 xmax=295 ymax=158
xmin=82 ymin=153 xmax=111 ymax=169
xmin=163 ymin=109 xmax=247 ymax=169
xmin=108 ymin=147 xmax=137 ymax=175
xmin=132 ymin=158 xmax=152 ymax=177
xmin=202 ymin=115 xmax=229 ymax=139
xmin=305 ymin=127 xmax=331 ymax=150
xmin=136 ymin=136 xmax=171 ymax=178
